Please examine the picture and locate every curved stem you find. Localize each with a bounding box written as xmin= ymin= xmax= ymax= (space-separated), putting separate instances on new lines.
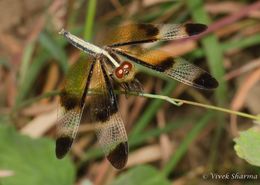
xmin=12 ymin=90 xmax=260 ymax=121
xmin=137 ymin=92 xmax=259 ymax=121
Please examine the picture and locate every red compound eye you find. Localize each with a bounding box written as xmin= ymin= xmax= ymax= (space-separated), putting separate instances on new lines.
xmin=115 ymin=67 xmax=124 ymax=79
xmin=122 ymin=61 xmax=132 ymax=70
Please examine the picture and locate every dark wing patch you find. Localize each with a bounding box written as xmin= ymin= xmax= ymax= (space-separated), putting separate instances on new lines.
xmin=87 ymin=58 xmax=128 ymax=169
xmin=184 ymin=23 xmax=207 ymax=36
xmin=166 ymin=58 xmax=218 ymax=89
xmin=137 ymin=24 xmax=159 ymax=37
xmin=107 ymin=141 xmax=128 ymax=169
xmin=113 ymin=48 xmax=218 ymax=90
xmin=193 ymin=72 xmax=218 ymax=89
xmin=102 ymin=23 xmax=207 ymax=47
xmin=56 ymin=136 xmax=74 ymax=159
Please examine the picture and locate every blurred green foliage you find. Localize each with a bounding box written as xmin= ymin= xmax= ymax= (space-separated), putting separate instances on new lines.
xmin=234 ymin=129 xmax=260 ymax=167
xmin=0 ymin=124 xmax=75 ymax=185
xmin=111 ymin=165 xmax=171 ymax=185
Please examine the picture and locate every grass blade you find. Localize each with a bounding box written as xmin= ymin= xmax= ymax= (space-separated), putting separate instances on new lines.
xmin=161 ymin=112 xmax=214 ymax=176
xmin=84 ymin=0 xmax=97 ymax=41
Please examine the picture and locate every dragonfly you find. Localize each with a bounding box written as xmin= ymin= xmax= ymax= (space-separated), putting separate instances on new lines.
xmin=56 ymin=23 xmax=218 ymax=169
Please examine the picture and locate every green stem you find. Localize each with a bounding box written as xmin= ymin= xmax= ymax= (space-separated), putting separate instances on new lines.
xmin=83 ymin=0 xmax=97 ymax=40
xmin=20 ymin=42 xmax=35 ymax=87
xmin=138 ymin=93 xmax=259 ymax=121
xmin=13 ymin=90 xmax=260 ymax=121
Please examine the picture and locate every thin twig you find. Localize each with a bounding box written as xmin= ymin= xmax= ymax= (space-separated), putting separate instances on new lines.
xmin=13 ymin=89 xmax=260 ymax=122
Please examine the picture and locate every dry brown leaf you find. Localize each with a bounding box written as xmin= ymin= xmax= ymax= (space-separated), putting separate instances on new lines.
xmin=143 ymin=0 xmax=173 ymax=7
xmin=215 ymin=20 xmax=254 ymax=38
xmin=205 ymin=2 xmax=245 ymax=14
xmin=225 ymin=58 xmax=260 ymax=80
xmin=0 ymin=169 xmax=15 ymax=177
xmin=93 ymin=161 xmax=111 ymax=185
xmin=231 ymin=68 xmax=260 ymax=110
xmin=21 ymin=103 xmax=57 ymax=116
xmin=78 ymin=122 xmax=96 ymax=133
xmin=6 ymin=71 xmax=17 ymax=107
xmin=205 ymin=2 xmax=260 ymax=18
xmin=0 ymin=33 xmax=22 ymax=55
xmin=230 ymin=68 xmax=260 ymax=136
xmin=47 ymin=0 xmax=67 ymax=31
xmin=127 ymin=144 xmax=162 ymax=168
xmin=72 ymin=136 xmax=94 ymax=159
xmin=21 ymin=110 xmax=57 ymax=138
xmin=245 ymin=82 xmax=260 ymax=115
xmin=102 ymin=167 xmax=117 ymax=185
xmin=162 ymin=41 xmax=197 ymax=57
xmin=119 ymin=95 xmax=129 ymax=124
xmin=241 ymin=24 xmax=260 ymax=37
xmin=40 ymin=63 xmax=59 ymax=104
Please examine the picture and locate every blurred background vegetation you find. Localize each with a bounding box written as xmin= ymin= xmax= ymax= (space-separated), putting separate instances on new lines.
xmin=0 ymin=0 xmax=260 ymax=185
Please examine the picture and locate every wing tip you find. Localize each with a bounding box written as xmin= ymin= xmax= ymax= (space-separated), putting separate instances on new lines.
xmin=107 ymin=141 xmax=128 ymax=169
xmin=55 ymin=136 xmax=74 ymax=159
xmin=194 ymin=72 xmax=219 ymax=90
xmin=184 ymin=23 xmax=208 ymax=36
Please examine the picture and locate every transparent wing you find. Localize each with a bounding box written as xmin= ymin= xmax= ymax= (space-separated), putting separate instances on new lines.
xmin=86 ymin=58 xmax=128 ymax=169
xmin=102 ymin=23 xmax=207 ymax=47
xmin=56 ymin=57 xmax=94 ymax=159
xmin=56 ymin=108 xmax=82 ymax=158
xmin=113 ymin=48 xmax=218 ymax=90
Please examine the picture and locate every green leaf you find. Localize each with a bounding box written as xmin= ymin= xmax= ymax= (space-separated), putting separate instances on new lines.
xmin=15 ymin=51 xmax=50 ymax=105
xmin=39 ymin=31 xmax=68 ymax=72
xmin=0 ymin=124 xmax=75 ymax=185
xmin=111 ymin=165 xmax=171 ymax=185
xmin=19 ymin=42 xmax=35 ymax=87
xmin=234 ymin=129 xmax=260 ymax=166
